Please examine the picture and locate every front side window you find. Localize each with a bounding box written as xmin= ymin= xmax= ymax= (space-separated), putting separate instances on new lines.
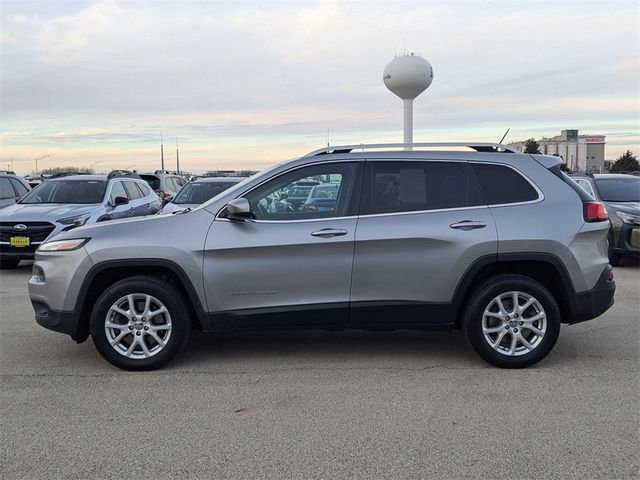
xmin=109 ymin=182 xmax=127 ymax=203
xmin=363 ymin=161 xmax=483 ymax=214
xmin=20 ymin=180 xmax=107 ymax=204
xmin=243 ymin=163 xmax=358 ymax=221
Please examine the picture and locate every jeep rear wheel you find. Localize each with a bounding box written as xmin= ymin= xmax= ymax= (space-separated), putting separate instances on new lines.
xmin=90 ymin=276 xmax=191 ymax=370
xmin=463 ymin=275 xmax=560 ymax=368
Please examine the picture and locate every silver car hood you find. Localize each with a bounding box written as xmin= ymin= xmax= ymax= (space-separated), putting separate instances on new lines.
xmin=0 ymin=203 xmax=100 ymax=222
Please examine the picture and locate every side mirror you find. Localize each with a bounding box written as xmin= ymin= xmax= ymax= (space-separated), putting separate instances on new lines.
xmin=226 ymin=197 xmax=252 ymax=221
xmin=112 ymin=196 xmax=129 ymax=206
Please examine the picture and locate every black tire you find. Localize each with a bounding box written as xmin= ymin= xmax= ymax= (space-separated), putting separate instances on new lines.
xmin=90 ymin=275 xmax=191 ymax=371
xmin=463 ymin=274 xmax=561 ymax=368
xmin=0 ymin=258 xmax=20 ymax=270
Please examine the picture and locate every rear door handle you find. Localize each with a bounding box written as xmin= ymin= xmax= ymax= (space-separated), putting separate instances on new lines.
xmin=311 ymin=228 xmax=348 ymax=238
xmin=450 ymin=220 xmax=487 ymax=230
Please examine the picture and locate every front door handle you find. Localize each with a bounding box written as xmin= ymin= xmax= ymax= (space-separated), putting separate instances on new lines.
xmin=450 ymin=220 xmax=487 ymax=230
xmin=311 ymin=228 xmax=348 ymax=238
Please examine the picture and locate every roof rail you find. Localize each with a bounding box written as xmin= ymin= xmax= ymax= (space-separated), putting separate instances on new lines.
xmin=304 ymin=142 xmax=521 ymax=157
xmin=0 ymin=170 xmax=17 ymax=175
xmin=154 ymin=169 xmax=178 ymax=175
xmin=49 ymin=171 xmax=86 ymax=178
xmin=107 ymin=170 xmax=141 ymax=179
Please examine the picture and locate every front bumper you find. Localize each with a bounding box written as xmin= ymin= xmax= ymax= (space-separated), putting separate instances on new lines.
xmin=31 ymin=300 xmax=87 ymax=343
xmin=567 ymin=265 xmax=615 ymax=324
xmin=612 ymin=221 xmax=640 ymax=255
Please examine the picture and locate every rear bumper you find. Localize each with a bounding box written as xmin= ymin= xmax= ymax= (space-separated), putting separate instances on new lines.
xmin=567 ymin=265 xmax=615 ymax=324
xmin=31 ymin=300 xmax=87 ymax=343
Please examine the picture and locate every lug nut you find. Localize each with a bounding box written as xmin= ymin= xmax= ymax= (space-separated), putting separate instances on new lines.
xmin=505 ymin=325 xmax=510 ymax=330
xmin=136 ymin=331 xmax=141 ymax=336
xmin=142 ymin=318 xmax=146 ymax=322
xmin=129 ymin=325 xmax=134 ymax=330
xmin=513 ymin=328 xmax=518 ymax=333
xmin=505 ymin=316 xmax=510 ymax=321
xmin=144 ymin=326 xmax=149 ymax=331
xmin=514 ymin=314 xmax=519 ymax=318
xmin=519 ymin=321 xmax=524 ymax=326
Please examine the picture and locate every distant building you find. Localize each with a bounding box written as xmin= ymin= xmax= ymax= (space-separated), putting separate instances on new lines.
xmin=509 ymin=130 xmax=606 ymax=172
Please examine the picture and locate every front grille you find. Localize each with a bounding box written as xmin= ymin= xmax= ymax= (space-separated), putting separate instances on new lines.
xmin=0 ymin=222 xmax=56 ymax=243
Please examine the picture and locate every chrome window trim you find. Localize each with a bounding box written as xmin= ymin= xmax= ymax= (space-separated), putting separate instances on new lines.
xmin=216 ymin=215 xmax=358 ymax=224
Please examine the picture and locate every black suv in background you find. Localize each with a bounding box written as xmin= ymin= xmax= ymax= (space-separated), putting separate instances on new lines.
xmin=572 ymin=173 xmax=640 ymax=265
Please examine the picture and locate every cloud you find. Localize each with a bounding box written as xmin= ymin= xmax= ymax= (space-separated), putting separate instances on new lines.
xmin=1 ymin=0 xmax=638 ymax=170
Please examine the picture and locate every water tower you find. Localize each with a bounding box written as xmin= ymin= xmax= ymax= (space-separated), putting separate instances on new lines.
xmin=383 ymin=53 xmax=433 ymax=149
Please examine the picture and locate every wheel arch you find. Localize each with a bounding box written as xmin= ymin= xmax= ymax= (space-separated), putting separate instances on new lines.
xmin=74 ymin=259 xmax=211 ymax=343
xmin=452 ymin=253 xmax=576 ymax=328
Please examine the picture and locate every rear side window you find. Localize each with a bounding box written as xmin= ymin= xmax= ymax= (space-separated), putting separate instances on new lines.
xmin=471 ymin=164 xmax=539 ymax=205
xmin=363 ymin=161 xmax=484 ymax=214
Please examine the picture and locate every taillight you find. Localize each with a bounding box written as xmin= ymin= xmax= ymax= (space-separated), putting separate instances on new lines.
xmin=156 ymin=190 xmax=171 ymax=200
xmin=584 ymin=202 xmax=608 ymax=222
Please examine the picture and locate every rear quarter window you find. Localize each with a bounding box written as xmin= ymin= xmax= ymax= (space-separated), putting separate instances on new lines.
xmin=471 ymin=164 xmax=539 ymax=205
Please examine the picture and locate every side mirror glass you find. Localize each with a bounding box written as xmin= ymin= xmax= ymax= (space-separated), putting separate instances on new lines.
xmin=112 ymin=196 xmax=129 ymax=206
xmin=226 ymin=197 xmax=252 ymax=220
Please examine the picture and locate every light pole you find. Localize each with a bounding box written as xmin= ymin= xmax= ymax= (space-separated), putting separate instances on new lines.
xmin=90 ymin=161 xmax=103 ymax=172
xmin=34 ymin=155 xmax=51 ymax=175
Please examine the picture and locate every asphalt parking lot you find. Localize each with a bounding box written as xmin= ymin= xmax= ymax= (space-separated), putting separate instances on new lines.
xmin=1 ymin=260 xmax=638 ymax=479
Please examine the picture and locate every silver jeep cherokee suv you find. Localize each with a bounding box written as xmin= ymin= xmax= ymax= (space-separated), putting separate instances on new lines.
xmin=28 ymin=143 xmax=615 ymax=370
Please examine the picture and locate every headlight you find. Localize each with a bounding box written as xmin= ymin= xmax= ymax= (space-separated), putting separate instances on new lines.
xmin=57 ymin=214 xmax=90 ymax=227
xmin=38 ymin=238 xmax=89 ymax=252
xmin=615 ymin=211 xmax=640 ymax=225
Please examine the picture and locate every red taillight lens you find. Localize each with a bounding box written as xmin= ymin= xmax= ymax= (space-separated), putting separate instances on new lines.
xmin=584 ymin=202 xmax=608 ymax=222
xmin=156 ymin=190 xmax=171 ymax=199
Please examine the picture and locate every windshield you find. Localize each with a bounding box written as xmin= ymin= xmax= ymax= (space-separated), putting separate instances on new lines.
xmin=595 ymin=177 xmax=640 ymax=202
xmin=19 ymin=179 xmax=107 ymax=204
xmin=173 ymin=182 xmax=239 ymax=205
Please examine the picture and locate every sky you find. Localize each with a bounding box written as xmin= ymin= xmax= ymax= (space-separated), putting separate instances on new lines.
xmin=1 ymin=0 xmax=639 ymax=174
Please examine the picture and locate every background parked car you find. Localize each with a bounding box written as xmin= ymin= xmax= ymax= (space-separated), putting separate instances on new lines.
xmin=139 ymin=170 xmax=188 ymax=201
xmin=572 ymin=173 xmax=640 ymax=265
xmin=0 ymin=171 xmax=31 ymax=209
xmin=0 ymin=171 xmax=161 ymax=269
xmin=159 ymin=177 xmax=243 ymax=214
xmin=302 ymin=183 xmax=340 ymax=213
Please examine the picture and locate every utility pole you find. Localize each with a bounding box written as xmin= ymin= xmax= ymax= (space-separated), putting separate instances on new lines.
xmin=176 ymin=137 xmax=180 ymax=174
xmin=34 ymin=155 xmax=51 ymax=175
xmin=160 ymin=131 xmax=165 ymax=170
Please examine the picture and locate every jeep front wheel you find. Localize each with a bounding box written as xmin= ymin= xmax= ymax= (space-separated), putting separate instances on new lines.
xmin=90 ymin=276 xmax=191 ymax=370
